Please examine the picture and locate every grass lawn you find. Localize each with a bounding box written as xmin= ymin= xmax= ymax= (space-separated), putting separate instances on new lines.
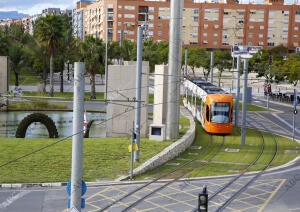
xmin=9 ymin=68 xmax=42 ymax=85
xmin=0 ymin=137 xmax=172 ymax=183
xmin=135 ymin=125 xmax=300 ymax=179
xmin=0 ymin=117 xmax=189 ymax=183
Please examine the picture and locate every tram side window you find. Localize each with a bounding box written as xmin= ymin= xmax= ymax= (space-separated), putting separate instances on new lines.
xmin=206 ymin=105 xmax=210 ymax=122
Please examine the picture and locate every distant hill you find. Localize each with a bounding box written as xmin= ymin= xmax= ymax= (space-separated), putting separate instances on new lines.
xmin=0 ymin=11 xmax=29 ymax=20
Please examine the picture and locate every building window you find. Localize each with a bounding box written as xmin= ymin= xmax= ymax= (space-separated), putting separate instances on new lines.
xmin=295 ymin=26 xmax=299 ymax=31
xmin=124 ymin=14 xmax=135 ymax=18
xmin=148 ymin=15 xmax=154 ymax=20
xmin=191 ymin=33 xmax=198 ymax=38
xmin=213 ymin=41 xmax=218 ymax=46
xmin=149 ymin=7 xmax=154 ymax=12
xmin=203 ymin=33 xmax=207 ymax=37
xmin=259 ymin=34 xmax=263 ymax=38
xmin=249 ymin=33 xmax=253 ymax=38
xmin=260 ymin=25 xmax=264 ymax=30
xmin=249 ymin=25 xmax=254 ymax=30
xmin=194 ymin=9 xmax=199 ymax=14
xmin=213 ymin=33 xmax=218 ymax=37
xmin=194 ymin=16 xmax=199 ymax=22
xmin=124 ymin=5 xmax=135 ymax=10
xmin=267 ymin=42 xmax=275 ymax=46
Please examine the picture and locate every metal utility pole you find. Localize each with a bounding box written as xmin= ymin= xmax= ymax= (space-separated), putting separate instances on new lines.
xmin=184 ymin=47 xmax=188 ymax=78
xmin=210 ymin=51 xmax=214 ymax=83
xmin=241 ymin=59 xmax=248 ymax=146
xmin=235 ymin=56 xmax=241 ymax=127
xmin=267 ymin=55 xmax=272 ymax=111
xmin=166 ymin=0 xmax=183 ymax=139
xmin=292 ymin=89 xmax=298 ymax=142
xmin=130 ymin=121 xmax=135 ymax=180
xmin=105 ymin=12 xmax=108 ymax=100
xmin=134 ymin=26 xmax=143 ymax=161
xmin=70 ymin=62 xmax=85 ymax=211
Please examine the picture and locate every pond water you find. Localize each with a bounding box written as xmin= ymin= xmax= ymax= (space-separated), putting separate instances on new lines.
xmin=0 ymin=111 xmax=106 ymax=138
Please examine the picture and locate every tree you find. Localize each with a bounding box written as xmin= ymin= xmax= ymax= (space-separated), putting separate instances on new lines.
xmin=6 ymin=23 xmax=30 ymax=87
xmin=0 ymin=27 xmax=8 ymax=56
xmin=281 ymin=54 xmax=300 ymax=86
xmin=80 ymin=36 xmax=105 ymax=99
xmin=143 ymin=39 xmax=161 ymax=72
xmin=214 ymin=50 xmax=232 ymax=87
xmin=120 ymin=39 xmax=136 ymax=61
xmin=156 ymin=41 xmax=169 ymax=65
xmin=34 ymin=14 xmax=65 ymax=97
xmin=249 ymin=45 xmax=288 ymax=84
xmin=55 ymin=14 xmax=73 ymax=93
xmin=185 ymin=46 xmax=210 ymax=78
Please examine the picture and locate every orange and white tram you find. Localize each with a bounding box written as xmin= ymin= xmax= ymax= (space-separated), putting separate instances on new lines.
xmin=183 ymin=78 xmax=233 ymax=134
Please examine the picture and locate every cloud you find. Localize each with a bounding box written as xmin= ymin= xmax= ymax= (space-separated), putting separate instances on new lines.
xmin=0 ymin=0 xmax=75 ymax=15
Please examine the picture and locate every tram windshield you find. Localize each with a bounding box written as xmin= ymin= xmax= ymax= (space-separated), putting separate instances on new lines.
xmin=210 ymin=102 xmax=230 ymax=123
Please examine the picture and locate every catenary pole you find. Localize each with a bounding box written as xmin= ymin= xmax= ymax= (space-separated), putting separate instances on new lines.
xmin=70 ymin=62 xmax=85 ymax=211
xmin=166 ymin=0 xmax=183 ymax=139
xmin=134 ymin=26 xmax=143 ymax=161
xmin=105 ymin=17 xmax=108 ymax=100
xmin=184 ymin=47 xmax=188 ymax=77
xmin=210 ymin=51 xmax=214 ymax=83
xmin=235 ymin=55 xmax=241 ymax=127
xmin=241 ymin=59 xmax=248 ymax=145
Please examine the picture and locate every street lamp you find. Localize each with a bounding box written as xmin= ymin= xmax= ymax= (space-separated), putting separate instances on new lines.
xmin=67 ymin=60 xmax=70 ymax=81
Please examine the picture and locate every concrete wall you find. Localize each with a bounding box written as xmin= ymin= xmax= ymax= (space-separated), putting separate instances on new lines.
xmin=0 ymin=56 xmax=8 ymax=111
xmin=106 ymin=62 xmax=149 ymax=137
xmin=153 ymin=65 xmax=168 ymax=125
xmin=128 ymin=108 xmax=195 ymax=177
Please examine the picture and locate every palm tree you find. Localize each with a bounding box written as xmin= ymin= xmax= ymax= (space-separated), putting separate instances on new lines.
xmin=80 ymin=36 xmax=105 ymax=99
xmin=34 ymin=14 xmax=64 ymax=97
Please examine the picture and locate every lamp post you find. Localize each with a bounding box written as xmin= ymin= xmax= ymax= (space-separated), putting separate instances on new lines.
xmin=105 ymin=12 xmax=108 ymax=100
xmin=67 ymin=60 xmax=70 ymax=81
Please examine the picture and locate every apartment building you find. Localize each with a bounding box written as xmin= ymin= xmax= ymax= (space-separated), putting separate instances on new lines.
xmin=75 ymin=0 xmax=300 ymax=51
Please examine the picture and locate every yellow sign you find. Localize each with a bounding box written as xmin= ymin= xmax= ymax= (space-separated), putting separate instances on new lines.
xmin=128 ymin=144 xmax=139 ymax=152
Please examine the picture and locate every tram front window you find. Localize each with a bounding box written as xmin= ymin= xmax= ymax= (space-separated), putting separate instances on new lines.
xmin=211 ymin=102 xmax=230 ymax=123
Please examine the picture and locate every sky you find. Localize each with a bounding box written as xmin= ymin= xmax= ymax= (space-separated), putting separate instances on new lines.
xmin=0 ymin=0 xmax=77 ymax=16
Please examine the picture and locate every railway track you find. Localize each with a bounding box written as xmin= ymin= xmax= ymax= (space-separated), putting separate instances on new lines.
xmin=95 ymin=112 xmax=280 ymax=211
xmin=98 ymin=134 xmax=226 ymax=211
xmin=202 ymin=116 xmax=279 ymax=211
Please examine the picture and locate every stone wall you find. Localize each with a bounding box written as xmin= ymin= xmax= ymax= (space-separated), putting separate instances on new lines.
xmin=117 ymin=108 xmax=195 ymax=180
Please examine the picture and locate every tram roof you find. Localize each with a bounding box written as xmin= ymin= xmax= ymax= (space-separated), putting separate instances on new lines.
xmin=190 ymin=79 xmax=226 ymax=94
